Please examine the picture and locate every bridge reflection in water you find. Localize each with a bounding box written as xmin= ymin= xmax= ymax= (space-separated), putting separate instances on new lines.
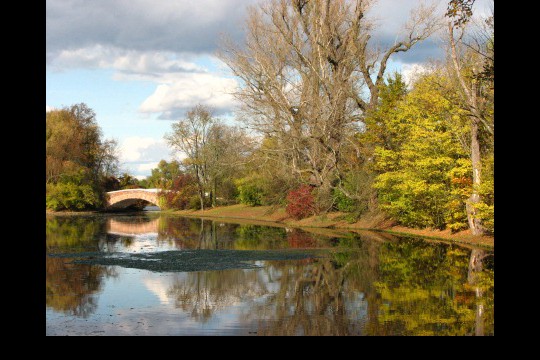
xmin=107 ymin=218 xmax=160 ymax=237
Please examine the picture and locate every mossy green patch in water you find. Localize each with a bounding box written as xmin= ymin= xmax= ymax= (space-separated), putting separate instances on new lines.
xmin=49 ymin=249 xmax=324 ymax=272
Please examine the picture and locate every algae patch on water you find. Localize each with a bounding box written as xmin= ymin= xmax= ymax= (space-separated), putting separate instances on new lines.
xmin=48 ymin=249 xmax=323 ymax=272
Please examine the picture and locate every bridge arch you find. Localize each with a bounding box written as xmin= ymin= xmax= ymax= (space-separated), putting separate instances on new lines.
xmin=106 ymin=189 xmax=162 ymax=210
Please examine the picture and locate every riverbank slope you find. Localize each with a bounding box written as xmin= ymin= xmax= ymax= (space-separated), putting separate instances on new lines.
xmin=172 ymin=204 xmax=494 ymax=249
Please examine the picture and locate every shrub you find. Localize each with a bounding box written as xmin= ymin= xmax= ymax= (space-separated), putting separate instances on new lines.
xmin=188 ymin=195 xmax=204 ymax=210
xmin=475 ymin=202 xmax=494 ymax=235
xmin=159 ymin=173 xmax=198 ymax=210
xmin=332 ymin=170 xmax=372 ymax=217
xmin=46 ymin=182 xmax=102 ymax=211
xmin=286 ymin=185 xmax=316 ymax=220
xmin=238 ymin=183 xmax=264 ymax=206
xmin=236 ymin=177 xmax=265 ymax=206
xmin=333 ymin=188 xmax=357 ymax=213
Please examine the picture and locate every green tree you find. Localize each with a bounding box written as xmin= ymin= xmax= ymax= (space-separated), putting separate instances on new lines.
xmin=373 ymin=75 xmax=471 ymax=230
xmin=146 ymin=160 xmax=182 ymax=189
xmin=46 ymin=103 xmax=119 ymax=210
xmin=118 ymin=172 xmax=140 ymax=189
xmin=46 ymin=181 xmax=102 ymax=211
xmin=360 ymin=73 xmax=409 ymax=154
xmin=444 ymin=0 xmax=494 ymax=235
xmin=336 ymin=73 xmax=410 ymax=217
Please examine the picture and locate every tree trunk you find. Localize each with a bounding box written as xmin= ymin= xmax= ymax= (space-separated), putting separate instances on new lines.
xmin=212 ymin=179 xmax=217 ymax=207
xmin=197 ymin=179 xmax=205 ymax=211
xmin=195 ymin=165 xmax=205 ymax=211
xmin=199 ymin=191 xmax=205 ymax=211
xmin=468 ymin=249 xmax=486 ymax=336
xmin=466 ymin=120 xmax=486 ymax=236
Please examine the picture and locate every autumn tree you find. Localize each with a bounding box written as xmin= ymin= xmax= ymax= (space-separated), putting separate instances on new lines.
xmin=373 ymin=74 xmax=471 ymax=231
xmin=46 ymin=103 xmax=119 ymax=210
xmin=443 ymin=0 xmax=494 ymax=235
xmin=165 ymin=105 xmax=255 ymax=209
xmin=159 ymin=173 xmax=199 ymax=210
xmin=146 ymin=159 xmax=183 ymax=189
xmin=219 ymin=0 xmax=440 ymax=210
xmin=118 ymin=173 xmax=140 ymax=189
xmin=342 ymin=72 xmax=410 ymax=217
xmin=165 ymin=105 xmax=214 ymax=210
xmin=205 ymin=124 xmax=256 ymax=206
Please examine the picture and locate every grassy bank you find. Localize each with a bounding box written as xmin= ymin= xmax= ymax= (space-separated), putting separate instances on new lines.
xmin=173 ymin=204 xmax=494 ymax=249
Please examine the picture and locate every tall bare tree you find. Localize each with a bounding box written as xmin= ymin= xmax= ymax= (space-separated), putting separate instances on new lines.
xmin=445 ymin=0 xmax=493 ymax=235
xmin=205 ymin=124 xmax=256 ymax=206
xmin=219 ymin=0 xmax=440 ymax=208
xmin=165 ymin=105 xmax=215 ymax=210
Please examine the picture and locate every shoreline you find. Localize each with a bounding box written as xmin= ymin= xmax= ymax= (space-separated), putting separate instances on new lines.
xmin=47 ymin=204 xmax=494 ymax=249
xmin=171 ymin=206 xmax=494 ymax=250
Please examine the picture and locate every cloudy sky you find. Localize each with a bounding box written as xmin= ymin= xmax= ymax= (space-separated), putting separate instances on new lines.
xmin=46 ymin=0 xmax=492 ymax=179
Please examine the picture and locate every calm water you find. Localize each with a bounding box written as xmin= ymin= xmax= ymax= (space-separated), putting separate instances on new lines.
xmin=46 ymin=212 xmax=494 ymax=336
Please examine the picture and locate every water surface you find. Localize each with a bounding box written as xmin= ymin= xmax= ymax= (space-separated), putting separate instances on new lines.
xmin=46 ymin=212 xmax=494 ymax=336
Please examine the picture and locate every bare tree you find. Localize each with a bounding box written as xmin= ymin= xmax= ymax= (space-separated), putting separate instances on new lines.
xmin=218 ymin=0 xmax=440 ymax=208
xmin=444 ymin=0 xmax=493 ymax=235
xmin=95 ymin=138 xmax=119 ymax=179
xmin=165 ymin=105 xmax=215 ymax=210
xmin=205 ymin=124 xmax=256 ymax=206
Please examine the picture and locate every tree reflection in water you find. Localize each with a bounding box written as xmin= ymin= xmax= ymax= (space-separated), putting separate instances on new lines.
xmin=46 ymin=214 xmax=493 ymax=334
xmin=46 ymin=216 xmax=118 ymax=318
xmin=243 ymin=236 xmax=383 ymax=336
xmin=165 ymin=234 xmax=493 ymax=336
xmin=367 ymin=238 xmax=494 ymax=335
xmin=167 ymin=269 xmax=269 ymax=323
xmin=46 ymin=258 xmax=117 ymax=318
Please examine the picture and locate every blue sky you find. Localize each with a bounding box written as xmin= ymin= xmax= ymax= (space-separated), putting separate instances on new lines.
xmin=46 ymin=0 xmax=492 ymax=179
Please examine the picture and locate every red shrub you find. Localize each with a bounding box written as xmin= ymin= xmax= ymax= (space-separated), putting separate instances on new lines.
xmin=286 ymin=185 xmax=316 ymax=220
xmin=160 ymin=173 xmax=198 ymax=210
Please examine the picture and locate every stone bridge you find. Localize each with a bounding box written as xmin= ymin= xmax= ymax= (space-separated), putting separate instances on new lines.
xmin=106 ymin=188 xmax=162 ymax=209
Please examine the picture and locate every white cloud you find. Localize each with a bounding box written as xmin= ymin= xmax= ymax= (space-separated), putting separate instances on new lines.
xmin=50 ymin=44 xmax=239 ymax=118
xmin=137 ymin=162 xmax=160 ymax=173
xmin=139 ymin=73 xmax=238 ymax=118
xmin=119 ymin=137 xmax=162 ymax=163
xmin=401 ymin=63 xmax=429 ymax=87
xmin=46 ymin=105 xmax=54 ymax=112
xmin=142 ymin=276 xmax=172 ymax=305
xmin=51 ymin=45 xmax=207 ymax=75
xmin=118 ymin=137 xmax=186 ymax=177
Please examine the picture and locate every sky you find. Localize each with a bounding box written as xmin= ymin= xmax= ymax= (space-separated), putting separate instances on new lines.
xmin=46 ymin=0 xmax=492 ymax=180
